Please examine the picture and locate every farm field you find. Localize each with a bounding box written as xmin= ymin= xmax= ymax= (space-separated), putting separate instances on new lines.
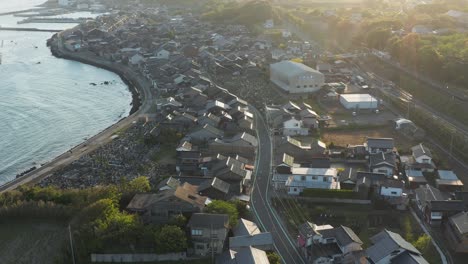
xmin=0 ymin=219 xmax=68 ymax=264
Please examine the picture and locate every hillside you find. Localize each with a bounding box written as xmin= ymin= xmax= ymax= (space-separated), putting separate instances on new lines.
xmin=201 ymin=0 xmax=280 ymax=27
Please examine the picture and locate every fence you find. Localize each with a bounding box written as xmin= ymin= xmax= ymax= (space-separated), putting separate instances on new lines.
xmin=91 ymin=252 xmax=186 ymax=263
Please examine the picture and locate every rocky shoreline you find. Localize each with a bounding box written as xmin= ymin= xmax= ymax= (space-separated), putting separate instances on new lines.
xmin=47 ymin=33 xmax=142 ymax=115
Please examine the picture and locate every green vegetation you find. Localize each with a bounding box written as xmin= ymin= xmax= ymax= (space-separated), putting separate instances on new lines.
xmin=267 ymin=251 xmax=281 ymax=264
xmin=205 ymin=200 xmax=239 ymax=227
xmin=0 ymin=177 xmax=188 ymax=263
xmin=301 ymin=189 xmax=361 ymax=199
xmin=201 ymin=0 xmax=281 ymax=28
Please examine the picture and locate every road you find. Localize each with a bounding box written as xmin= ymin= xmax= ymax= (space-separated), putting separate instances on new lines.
xmin=250 ymin=106 xmax=306 ymax=264
xmin=0 ymin=34 xmax=154 ymax=193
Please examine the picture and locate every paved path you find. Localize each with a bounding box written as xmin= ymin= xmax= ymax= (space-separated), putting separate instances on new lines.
xmin=410 ymin=207 xmax=450 ymax=264
xmin=250 ymin=106 xmax=306 ymax=264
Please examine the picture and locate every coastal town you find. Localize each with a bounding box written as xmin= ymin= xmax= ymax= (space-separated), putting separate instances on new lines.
xmin=1 ymin=0 xmax=468 ymax=263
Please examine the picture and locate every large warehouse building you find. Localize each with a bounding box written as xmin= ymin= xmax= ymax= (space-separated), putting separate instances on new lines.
xmin=340 ymin=94 xmax=378 ymax=110
xmin=270 ymin=61 xmax=325 ymax=94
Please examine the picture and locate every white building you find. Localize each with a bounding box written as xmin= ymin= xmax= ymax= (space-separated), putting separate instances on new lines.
xmin=285 ymin=168 xmax=339 ymax=195
xmin=270 ymin=61 xmax=325 ymax=94
xmin=340 ymin=94 xmax=378 ymax=110
xmin=379 ymin=180 xmax=404 ymax=197
xmin=283 ymin=117 xmax=309 ymax=136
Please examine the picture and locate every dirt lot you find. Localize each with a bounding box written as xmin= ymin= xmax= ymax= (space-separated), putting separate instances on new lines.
xmin=0 ymin=219 xmax=67 ymax=264
xmin=322 ymin=126 xmax=417 ymax=150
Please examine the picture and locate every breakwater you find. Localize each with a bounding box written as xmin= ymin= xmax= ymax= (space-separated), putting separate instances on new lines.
xmin=0 ymin=27 xmax=61 ymax=32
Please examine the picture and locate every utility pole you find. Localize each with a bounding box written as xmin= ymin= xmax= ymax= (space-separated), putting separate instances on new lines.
xmin=449 ymin=131 xmax=454 ymax=161
xmin=211 ymin=223 xmax=214 ymax=264
xmin=69 ymin=224 xmax=76 ymax=264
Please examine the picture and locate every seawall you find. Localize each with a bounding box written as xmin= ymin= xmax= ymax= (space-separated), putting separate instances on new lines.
xmin=48 ymin=34 xmax=142 ymax=115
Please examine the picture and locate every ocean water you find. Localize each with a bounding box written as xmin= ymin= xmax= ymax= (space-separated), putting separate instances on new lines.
xmin=0 ymin=3 xmax=132 ymax=184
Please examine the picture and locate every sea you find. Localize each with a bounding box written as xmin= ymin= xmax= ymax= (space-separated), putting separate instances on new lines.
xmin=0 ymin=1 xmax=132 ymax=185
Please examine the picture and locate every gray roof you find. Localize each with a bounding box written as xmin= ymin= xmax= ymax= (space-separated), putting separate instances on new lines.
xmin=157 ymin=176 xmax=181 ymax=190
xmin=367 ymin=230 xmax=420 ymax=263
xmin=233 ymin=218 xmax=261 ymax=237
xmin=229 ymin=232 xmax=273 ymax=249
xmin=430 ymin=200 xmax=465 ymax=212
xmin=321 ymin=226 xmax=363 ymax=246
xmin=450 ymin=212 xmax=468 ymax=234
xmin=390 ymin=251 xmax=430 ymax=264
xmin=219 ymin=246 xmax=269 ymax=264
xmin=367 ymin=138 xmax=394 ymax=149
xmin=230 ymin=132 xmax=258 ymax=146
xmin=270 ymin=60 xmax=323 ymax=77
xmin=298 ymin=221 xmax=318 ymax=237
xmin=415 ymin=184 xmax=444 ymax=205
xmin=369 ymin=152 xmax=396 ymax=167
xmin=187 ymin=213 xmax=229 ymax=229
xmin=198 ymin=177 xmax=230 ymax=194
xmin=411 ymin=143 xmax=432 ymax=159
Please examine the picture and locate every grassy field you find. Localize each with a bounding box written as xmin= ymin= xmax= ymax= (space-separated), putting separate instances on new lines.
xmin=322 ymin=126 xmax=416 ymax=150
xmin=0 ymin=219 xmax=68 ymax=264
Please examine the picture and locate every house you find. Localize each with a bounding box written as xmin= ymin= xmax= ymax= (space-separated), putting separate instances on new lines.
xmin=369 ymin=152 xmax=397 ymax=177
xmin=411 ymin=144 xmax=432 ymax=164
xmin=379 ymin=179 xmax=404 ymax=198
xmin=405 ymin=170 xmax=427 ymax=188
xmin=366 ymin=230 xmax=428 ymax=264
xmin=276 ymin=136 xmax=327 ymax=162
xmin=198 ymin=113 xmax=222 ymax=128
xmin=155 ymin=48 xmax=170 ymax=59
xmin=156 ymin=176 xmax=181 ymax=191
xmin=198 ymin=177 xmax=231 ymax=200
xmin=436 ymin=170 xmax=464 ymax=192
xmin=285 ymin=168 xmax=339 ymax=195
xmin=408 ymin=144 xmax=435 ymax=172
xmin=217 ymin=246 xmax=270 ymax=264
xmin=297 ymin=222 xmax=363 ymax=263
xmin=283 ymin=117 xmax=309 ymax=136
xmin=230 ymin=218 xmax=274 ymax=251
xmin=445 ymin=212 xmax=468 ymax=253
xmin=126 ymin=183 xmax=209 ymax=223
xmin=208 ymin=132 xmax=258 ymax=158
xmin=176 ymin=150 xmax=201 ymax=173
xmin=187 ymin=213 xmax=229 ymax=256
xmin=129 ymin=53 xmax=145 ymax=65
xmin=211 ymin=156 xmax=252 ymax=183
xmin=187 ymin=124 xmax=224 ymax=142
xmin=365 ymin=138 xmax=394 ymax=154
xmin=414 ymin=183 xmax=463 ymax=226
xmin=414 ymin=184 xmax=446 ymax=226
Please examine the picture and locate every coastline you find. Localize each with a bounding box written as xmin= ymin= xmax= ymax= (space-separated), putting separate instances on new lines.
xmin=48 ymin=33 xmax=142 ymax=115
xmin=0 ymin=31 xmax=153 ymax=193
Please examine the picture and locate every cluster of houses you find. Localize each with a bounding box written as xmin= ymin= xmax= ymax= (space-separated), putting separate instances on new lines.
xmin=297 ymin=221 xmax=430 ymax=264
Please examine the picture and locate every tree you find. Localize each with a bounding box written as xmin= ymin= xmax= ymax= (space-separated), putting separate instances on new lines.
xmin=413 ymin=234 xmax=431 ymax=253
xmin=127 ymin=176 xmax=151 ymax=193
xmin=205 ymin=200 xmax=239 ymax=227
xmin=267 ymin=251 xmax=281 ymax=264
xmin=155 ymin=225 xmax=187 ymax=253
xmin=169 ymin=214 xmax=187 ymax=228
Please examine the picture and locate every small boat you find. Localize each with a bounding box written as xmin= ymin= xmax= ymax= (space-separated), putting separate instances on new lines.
xmin=36 ymin=61 xmax=41 ymax=64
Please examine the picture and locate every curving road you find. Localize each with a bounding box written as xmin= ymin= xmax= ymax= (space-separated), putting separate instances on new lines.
xmin=250 ymin=106 xmax=306 ymax=264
